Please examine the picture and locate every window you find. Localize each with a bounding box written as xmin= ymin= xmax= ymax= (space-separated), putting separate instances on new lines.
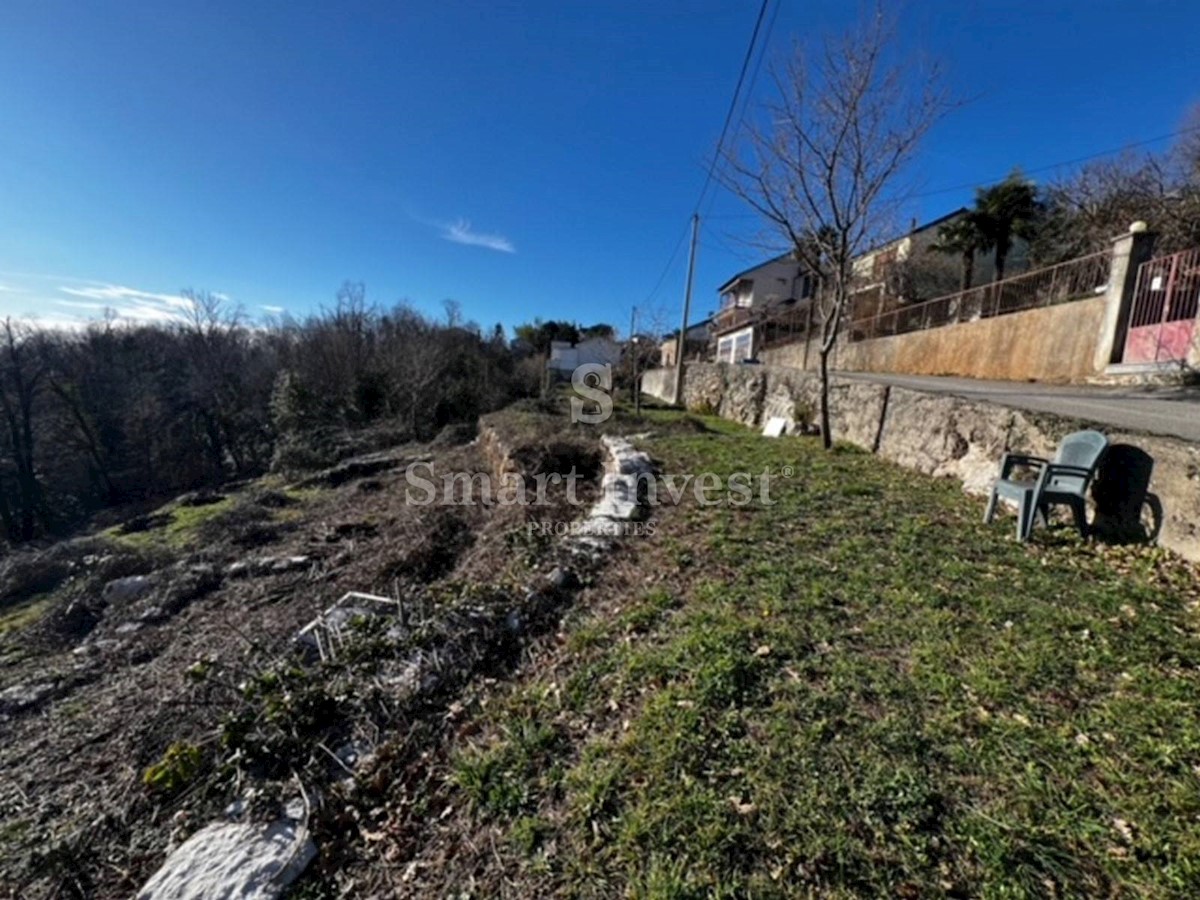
xmin=733 ymin=330 xmax=752 ymax=362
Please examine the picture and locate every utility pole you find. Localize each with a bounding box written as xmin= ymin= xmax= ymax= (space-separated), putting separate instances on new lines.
xmin=633 ymin=307 xmax=643 ymax=420
xmin=628 ymin=306 xmax=638 ymax=405
xmin=672 ymin=212 xmax=700 ymax=406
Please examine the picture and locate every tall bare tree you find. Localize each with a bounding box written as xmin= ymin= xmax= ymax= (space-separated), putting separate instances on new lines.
xmin=0 ymin=320 xmax=49 ymax=540
xmin=725 ymin=12 xmax=950 ymax=447
xmin=1032 ymin=110 xmax=1200 ymax=264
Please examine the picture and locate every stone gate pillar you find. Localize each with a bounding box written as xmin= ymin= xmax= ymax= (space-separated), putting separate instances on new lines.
xmin=1094 ymin=222 xmax=1157 ymax=370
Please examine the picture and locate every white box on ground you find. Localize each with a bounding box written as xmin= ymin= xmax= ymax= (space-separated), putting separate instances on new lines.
xmin=762 ymin=416 xmax=788 ymax=438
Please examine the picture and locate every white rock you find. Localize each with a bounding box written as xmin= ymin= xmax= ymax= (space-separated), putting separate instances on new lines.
xmin=0 ymin=680 xmax=57 ymax=713
xmin=102 ymin=575 xmax=154 ymax=604
xmin=136 ymin=817 xmax=315 ymax=900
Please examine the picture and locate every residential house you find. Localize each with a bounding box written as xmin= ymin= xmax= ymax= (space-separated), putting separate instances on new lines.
xmin=849 ymin=208 xmax=1033 ymax=326
xmin=711 ymin=208 xmax=1037 ymax=358
xmin=661 ymin=317 xmax=712 ymax=367
xmin=546 ymin=335 xmax=624 ymax=374
xmin=710 ymin=254 xmax=817 ymax=364
xmin=849 ymin=209 xmax=968 ymax=324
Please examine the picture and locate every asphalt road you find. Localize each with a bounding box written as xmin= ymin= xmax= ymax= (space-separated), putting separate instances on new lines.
xmin=835 ymin=372 xmax=1200 ymax=443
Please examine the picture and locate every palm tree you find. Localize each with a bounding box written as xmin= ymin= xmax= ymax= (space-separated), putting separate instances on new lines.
xmin=973 ymin=172 xmax=1041 ymax=282
xmin=930 ymin=214 xmax=985 ymax=291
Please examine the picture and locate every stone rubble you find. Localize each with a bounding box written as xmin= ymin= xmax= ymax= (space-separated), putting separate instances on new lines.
xmin=136 ymin=433 xmax=653 ymax=898
xmin=571 ymin=434 xmax=653 ymax=555
xmin=135 ymin=812 xmax=316 ymax=900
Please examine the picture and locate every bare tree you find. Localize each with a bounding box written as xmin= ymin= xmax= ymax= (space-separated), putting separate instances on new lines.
xmin=725 ymin=11 xmax=950 ymax=447
xmin=0 ymin=319 xmax=49 ymax=540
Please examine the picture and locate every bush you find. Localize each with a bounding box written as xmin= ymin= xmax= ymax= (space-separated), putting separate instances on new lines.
xmin=143 ymin=741 xmax=203 ymax=795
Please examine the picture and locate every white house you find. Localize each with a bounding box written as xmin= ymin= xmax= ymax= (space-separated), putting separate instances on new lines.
xmin=711 ymin=253 xmax=816 ymax=364
xmin=547 ymin=335 xmax=624 ymax=373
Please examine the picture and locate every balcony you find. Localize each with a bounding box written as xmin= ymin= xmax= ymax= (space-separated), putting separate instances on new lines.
xmin=712 ymin=305 xmax=756 ymax=334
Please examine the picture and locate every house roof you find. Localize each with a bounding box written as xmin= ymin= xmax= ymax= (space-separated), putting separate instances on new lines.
xmin=716 ymin=252 xmax=798 ymax=294
xmin=661 ymin=316 xmax=714 ymax=343
xmin=714 ymin=207 xmax=971 ymax=293
xmin=857 ymin=207 xmax=970 ymax=257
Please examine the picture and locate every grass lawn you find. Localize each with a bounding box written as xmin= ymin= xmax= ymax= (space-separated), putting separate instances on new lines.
xmin=439 ymin=409 xmax=1200 ymax=898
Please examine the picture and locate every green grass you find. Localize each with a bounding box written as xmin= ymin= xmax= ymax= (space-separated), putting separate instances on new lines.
xmin=103 ymin=496 xmax=236 ymax=550
xmin=443 ymin=411 xmax=1200 ymax=898
xmin=101 ymin=482 xmax=320 ymax=550
xmin=0 ymin=592 xmax=54 ymax=636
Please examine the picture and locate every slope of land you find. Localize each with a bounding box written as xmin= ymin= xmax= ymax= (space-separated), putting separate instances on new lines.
xmin=0 ymin=403 xmax=609 ymax=898
xmin=391 ymin=406 xmax=1200 ymax=898
xmin=3 ymin=400 xmax=1199 ymax=898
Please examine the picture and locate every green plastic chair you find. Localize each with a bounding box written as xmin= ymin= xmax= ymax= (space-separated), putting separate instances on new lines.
xmin=984 ymin=430 xmax=1108 ymax=541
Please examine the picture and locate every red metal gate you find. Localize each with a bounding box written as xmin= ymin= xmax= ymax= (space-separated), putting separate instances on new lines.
xmin=1123 ymin=247 xmax=1200 ymax=364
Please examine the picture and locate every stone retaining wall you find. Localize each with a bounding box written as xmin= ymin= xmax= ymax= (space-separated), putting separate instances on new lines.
xmin=643 ymin=362 xmax=1200 ymax=561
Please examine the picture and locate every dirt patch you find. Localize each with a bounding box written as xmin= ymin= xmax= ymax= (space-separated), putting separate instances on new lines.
xmin=0 ymin=402 xmax=610 ymax=899
xmin=383 ymin=508 xmax=476 ymax=583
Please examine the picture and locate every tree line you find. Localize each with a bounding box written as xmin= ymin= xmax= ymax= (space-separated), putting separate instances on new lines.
xmin=0 ymin=284 xmax=544 ymax=544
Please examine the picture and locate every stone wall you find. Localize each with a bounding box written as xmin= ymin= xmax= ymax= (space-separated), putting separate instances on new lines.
xmin=760 ymin=296 xmax=1109 ymax=383
xmin=642 ymin=362 xmax=1200 ymax=561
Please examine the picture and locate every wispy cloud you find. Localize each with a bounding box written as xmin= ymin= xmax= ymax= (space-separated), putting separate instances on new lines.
xmin=0 ymin=273 xmax=271 ymax=331
xmin=261 ymin=304 xmax=285 ymax=314
xmin=55 ymin=284 xmax=195 ymax=325
xmin=440 ymin=218 xmax=516 ymax=253
xmin=55 ymin=299 xmax=109 ymax=311
xmin=60 ymin=284 xmax=194 ymax=310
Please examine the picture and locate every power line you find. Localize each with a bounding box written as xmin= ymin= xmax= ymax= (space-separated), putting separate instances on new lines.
xmin=638 ymin=0 xmax=775 ymax=313
xmin=910 ymin=124 xmax=1200 ymax=200
xmin=699 ymin=123 xmax=1200 ymax=219
xmin=693 ymin=0 xmax=772 ymax=215
xmin=701 ymin=0 xmax=781 ymax=220
xmin=640 ymin=218 xmax=692 ymax=306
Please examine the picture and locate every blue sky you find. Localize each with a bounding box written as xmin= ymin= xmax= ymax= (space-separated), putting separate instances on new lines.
xmin=1 ymin=1 xmax=1197 ymax=335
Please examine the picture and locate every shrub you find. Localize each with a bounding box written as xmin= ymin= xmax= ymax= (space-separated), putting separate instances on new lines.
xmin=143 ymin=742 xmax=203 ymax=795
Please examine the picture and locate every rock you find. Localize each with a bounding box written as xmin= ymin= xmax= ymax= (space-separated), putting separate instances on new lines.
xmin=102 ymin=575 xmax=155 ymax=605
xmin=72 ymin=638 xmax=122 ymax=657
xmin=55 ymin=596 xmax=103 ymax=639
xmin=547 ymin=566 xmax=579 ymax=591
xmin=0 ymin=553 xmax=71 ymax=603
xmin=333 ymin=741 xmax=371 ymax=771
xmin=569 ymin=435 xmax=653 ymax=552
xmin=115 ymin=621 xmax=144 ymax=635
xmin=135 ymin=815 xmax=315 ymax=900
xmin=159 ymin=565 xmax=222 ymax=616
xmin=662 ymin=362 xmax=1200 ymax=561
xmin=176 ymin=489 xmax=227 ymax=508
xmin=228 ymin=556 xmax=312 ymax=579
xmin=0 ymin=680 xmax=58 ymax=715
